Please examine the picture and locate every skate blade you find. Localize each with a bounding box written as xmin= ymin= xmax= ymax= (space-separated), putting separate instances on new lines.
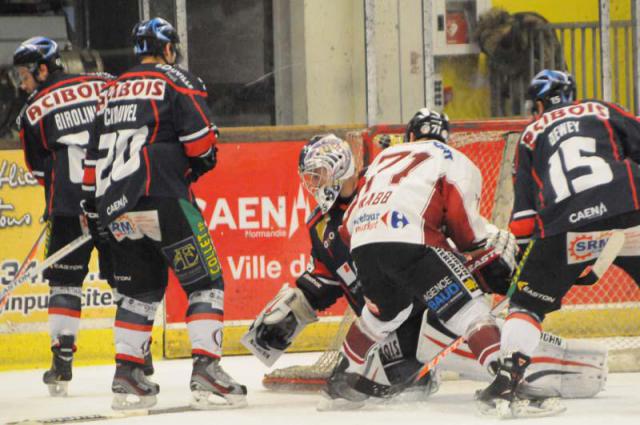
xmin=111 ymin=393 xmax=158 ymax=410
xmin=47 ymin=381 xmax=68 ymax=397
xmin=316 ymin=392 xmax=366 ymax=412
xmin=509 ymin=398 xmax=566 ymax=418
xmin=190 ymin=390 xmax=247 ymax=410
xmin=477 ymin=398 xmax=566 ymax=419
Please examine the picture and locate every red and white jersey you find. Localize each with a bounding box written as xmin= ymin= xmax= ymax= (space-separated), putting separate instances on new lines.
xmin=344 ymin=140 xmax=489 ymax=251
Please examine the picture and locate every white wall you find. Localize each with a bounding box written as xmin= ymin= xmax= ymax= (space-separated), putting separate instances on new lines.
xmin=273 ymin=0 xmax=431 ymax=126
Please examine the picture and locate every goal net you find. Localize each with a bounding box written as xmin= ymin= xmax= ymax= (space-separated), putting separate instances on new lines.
xmin=263 ymin=119 xmax=640 ymax=391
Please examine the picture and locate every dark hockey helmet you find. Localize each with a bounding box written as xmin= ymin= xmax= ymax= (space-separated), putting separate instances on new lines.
xmin=527 ymin=69 xmax=576 ymax=110
xmin=298 ymin=134 xmax=355 ymax=213
xmin=132 ymin=17 xmax=181 ymax=59
xmin=13 ymin=36 xmax=62 ymax=75
xmin=405 ymin=108 xmax=450 ymax=143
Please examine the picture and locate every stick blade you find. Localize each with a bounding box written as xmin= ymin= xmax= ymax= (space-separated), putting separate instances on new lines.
xmin=592 ymin=231 xmax=625 ymax=278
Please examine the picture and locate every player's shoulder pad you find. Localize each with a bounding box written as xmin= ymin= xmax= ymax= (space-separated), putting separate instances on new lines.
xmin=16 ymin=90 xmax=39 ymax=130
xmin=519 ymin=116 xmax=542 ymax=151
xmin=591 ymin=99 xmax=637 ymax=119
xmin=16 ymin=103 xmax=28 ymax=130
xmin=153 ymin=64 xmax=207 ymax=92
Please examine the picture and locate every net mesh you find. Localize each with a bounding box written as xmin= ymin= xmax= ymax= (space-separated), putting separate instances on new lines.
xmin=262 ymin=119 xmax=640 ymax=390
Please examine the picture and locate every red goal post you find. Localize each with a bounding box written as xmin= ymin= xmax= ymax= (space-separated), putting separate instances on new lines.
xmin=263 ymin=118 xmax=640 ymax=391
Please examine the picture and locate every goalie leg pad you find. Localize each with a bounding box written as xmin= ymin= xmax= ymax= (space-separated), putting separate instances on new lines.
xmin=520 ymin=334 xmax=608 ymax=399
xmin=241 ymin=284 xmax=318 ymax=367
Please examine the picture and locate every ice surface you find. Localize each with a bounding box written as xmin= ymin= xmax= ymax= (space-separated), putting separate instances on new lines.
xmin=1 ymin=352 xmax=638 ymax=425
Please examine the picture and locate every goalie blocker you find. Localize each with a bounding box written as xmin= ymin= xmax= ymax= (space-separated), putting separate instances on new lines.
xmin=242 ymin=285 xmax=318 ymax=367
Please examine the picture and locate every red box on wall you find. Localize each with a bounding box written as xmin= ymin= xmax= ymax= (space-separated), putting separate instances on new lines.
xmin=446 ymin=11 xmax=469 ymax=45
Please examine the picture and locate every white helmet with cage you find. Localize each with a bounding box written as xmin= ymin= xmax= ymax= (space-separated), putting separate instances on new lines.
xmin=298 ymin=134 xmax=355 ymax=213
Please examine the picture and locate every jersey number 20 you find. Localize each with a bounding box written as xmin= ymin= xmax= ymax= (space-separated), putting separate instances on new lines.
xmin=96 ymin=126 xmax=148 ymax=197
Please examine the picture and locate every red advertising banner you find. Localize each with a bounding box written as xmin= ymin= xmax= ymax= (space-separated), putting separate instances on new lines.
xmin=164 ymin=141 xmax=347 ymax=325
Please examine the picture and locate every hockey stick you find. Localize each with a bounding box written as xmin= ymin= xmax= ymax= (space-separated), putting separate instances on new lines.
xmin=6 ymin=405 xmax=202 ymax=425
xmin=354 ymin=230 xmax=625 ymax=398
xmin=0 ymin=234 xmax=91 ymax=314
xmin=0 ymin=225 xmax=47 ymax=311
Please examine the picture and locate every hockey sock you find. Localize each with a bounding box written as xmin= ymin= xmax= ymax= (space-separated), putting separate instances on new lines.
xmin=114 ymin=295 xmax=159 ymax=364
xmin=48 ymin=286 xmax=82 ymax=344
xmin=501 ymin=310 xmax=542 ymax=357
xmin=186 ymin=288 xmax=225 ymax=358
xmin=339 ymin=303 xmax=413 ymax=373
xmin=466 ymin=320 xmax=501 ymax=368
xmin=341 ymin=320 xmax=378 ymax=373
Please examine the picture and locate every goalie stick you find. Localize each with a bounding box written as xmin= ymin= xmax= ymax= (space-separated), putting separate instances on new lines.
xmin=351 ymin=230 xmax=626 ymax=400
xmin=0 ymin=234 xmax=91 ymax=314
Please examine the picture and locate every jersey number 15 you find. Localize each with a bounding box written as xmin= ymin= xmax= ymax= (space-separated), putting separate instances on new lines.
xmin=548 ymin=136 xmax=614 ymax=203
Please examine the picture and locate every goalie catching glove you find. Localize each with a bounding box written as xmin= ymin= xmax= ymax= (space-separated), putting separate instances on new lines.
xmin=471 ymin=225 xmax=518 ymax=295
xmin=241 ymin=284 xmax=318 ymax=367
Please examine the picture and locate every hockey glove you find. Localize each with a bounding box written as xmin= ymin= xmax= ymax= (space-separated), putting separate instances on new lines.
xmin=255 ymin=312 xmax=299 ymax=351
xmin=188 ymin=146 xmax=217 ymax=183
xmin=242 ymin=284 xmax=318 ymax=366
xmin=80 ymin=198 xmax=109 ymax=244
xmin=472 ymin=227 xmax=518 ymax=295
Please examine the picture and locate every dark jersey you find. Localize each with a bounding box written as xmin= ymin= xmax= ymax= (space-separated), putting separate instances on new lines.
xmin=83 ymin=63 xmax=217 ymax=224
xmin=510 ymin=100 xmax=640 ymax=241
xmin=18 ymin=71 xmax=111 ymax=216
xmin=296 ymin=196 xmax=365 ymax=313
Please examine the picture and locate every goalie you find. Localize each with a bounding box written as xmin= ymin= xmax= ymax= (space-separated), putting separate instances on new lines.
xmin=243 ymin=117 xmax=607 ymax=407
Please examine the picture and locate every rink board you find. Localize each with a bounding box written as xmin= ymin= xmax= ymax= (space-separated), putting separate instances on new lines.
xmin=2 ymin=123 xmax=640 ymax=371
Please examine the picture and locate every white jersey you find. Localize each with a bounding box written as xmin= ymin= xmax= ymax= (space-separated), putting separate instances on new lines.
xmin=344 ymin=140 xmax=489 ymax=251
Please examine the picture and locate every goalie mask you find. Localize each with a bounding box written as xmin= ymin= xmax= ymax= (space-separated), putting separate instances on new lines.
xmin=405 ymin=108 xmax=450 ymax=143
xmin=299 ymin=134 xmax=355 ymax=213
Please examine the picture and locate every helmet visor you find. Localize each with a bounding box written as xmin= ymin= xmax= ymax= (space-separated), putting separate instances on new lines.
xmin=9 ymin=65 xmax=37 ymax=92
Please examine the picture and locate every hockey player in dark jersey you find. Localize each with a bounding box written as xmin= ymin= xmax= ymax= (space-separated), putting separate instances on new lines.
xmin=13 ymin=36 xmax=115 ymax=397
xmin=82 ymin=17 xmax=246 ymax=410
xmin=477 ymin=70 xmax=640 ymax=417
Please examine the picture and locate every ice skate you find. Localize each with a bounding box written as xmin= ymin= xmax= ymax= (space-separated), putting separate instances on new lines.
xmin=142 ymin=338 xmax=154 ymax=377
xmin=189 ymin=355 xmax=247 ymax=409
xmin=42 ymin=335 xmax=75 ymax=397
xmin=476 ymin=352 xmax=565 ymax=418
xmin=111 ymin=360 xmax=159 ymax=410
xmin=317 ymin=354 xmax=368 ymax=411
xmin=390 ymin=368 xmax=441 ymax=403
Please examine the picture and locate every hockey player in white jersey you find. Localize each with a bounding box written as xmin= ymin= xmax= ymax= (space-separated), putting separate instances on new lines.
xmin=317 ymin=108 xmax=603 ymax=410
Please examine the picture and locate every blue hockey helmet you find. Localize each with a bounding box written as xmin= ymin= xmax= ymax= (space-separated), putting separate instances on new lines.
xmin=13 ymin=36 xmax=62 ymax=75
xmin=298 ymin=134 xmax=355 ymax=213
xmin=132 ymin=17 xmax=180 ymax=59
xmin=405 ymin=108 xmax=450 ymax=143
xmin=527 ymin=69 xmax=576 ymax=110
